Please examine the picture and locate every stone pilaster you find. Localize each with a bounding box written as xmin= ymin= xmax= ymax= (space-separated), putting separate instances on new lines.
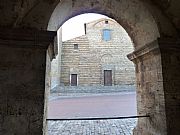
xmin=128 ymin=40 xmax=167 ymax=135
xmin=0 ymin=28 xmax=56 ymax=135
xmin=128 ymin=38 xmax=180 ymax=135
xmin=158 ymin=38 xmax=180 ymax=135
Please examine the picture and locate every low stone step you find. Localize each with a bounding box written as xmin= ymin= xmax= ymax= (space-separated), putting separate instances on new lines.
xmin=51 ymin=85 xmax=136 ymax=94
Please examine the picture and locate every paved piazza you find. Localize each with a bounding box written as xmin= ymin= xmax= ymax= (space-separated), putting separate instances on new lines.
xmin=48 ymin=118 xmax=137 ymax=135
xmin=48 ymin=93 xmax=137 ymax=119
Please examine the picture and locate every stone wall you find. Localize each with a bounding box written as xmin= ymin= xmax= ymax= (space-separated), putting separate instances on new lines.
xmin=60 ymin=19 xmax=135 ymax=86
xmin=159 ymin=38 xmax=180 ymax=135
xmin=0 ymin=28 xmax=56 ymax=135
xmin=51 ymin=28 xmax=62 ymax=89
xmin=128 ymin=40 xmax=167 ymax=135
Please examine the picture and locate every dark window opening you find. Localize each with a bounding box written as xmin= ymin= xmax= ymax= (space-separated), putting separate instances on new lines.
xmin=74 ymin=44 xmax=78 ymax=49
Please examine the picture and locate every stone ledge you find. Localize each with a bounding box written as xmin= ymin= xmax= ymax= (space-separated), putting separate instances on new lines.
xmin=0 ymin=27 xmax=56 ymax=49
xmin=127 ymin=40 xmax=159 ymax=61
xmin=127 ymin=38 xmax=180 ymax=62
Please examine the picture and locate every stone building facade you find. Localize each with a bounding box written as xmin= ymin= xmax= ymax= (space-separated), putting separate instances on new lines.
xmin=60 ymin=19 xmax=135 ymax=86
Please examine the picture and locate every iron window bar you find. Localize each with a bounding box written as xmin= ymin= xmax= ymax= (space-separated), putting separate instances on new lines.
xmin=47 ymin=115 xmax=150 ymax=121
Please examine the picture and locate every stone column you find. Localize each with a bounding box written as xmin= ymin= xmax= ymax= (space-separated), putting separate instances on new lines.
xmin=128 ymin=40 xmax=167 ymax=135
xmin=0 ymin=28 xmax=56 ymax=135
xmin=158 ymin=38 xmax=180 ymax=135
xmin=128 ymin=38 xmax=180 ymax=135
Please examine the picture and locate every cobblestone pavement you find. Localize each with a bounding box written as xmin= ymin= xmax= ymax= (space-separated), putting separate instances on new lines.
xmin=48 ymin=118 xmax=137 ymax=135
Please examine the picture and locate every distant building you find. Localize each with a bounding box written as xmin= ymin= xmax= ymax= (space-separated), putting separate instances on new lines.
xmin=60 ymin=18 xmax=135 ymax=86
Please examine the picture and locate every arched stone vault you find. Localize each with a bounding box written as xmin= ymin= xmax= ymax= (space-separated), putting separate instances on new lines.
xmin=0 ymin=0 xmax=178 ymax=47
xmin=46 ymin=1 xmax=179 ymax=135
xmin=48 ymin=0 xmax=161 ymax=49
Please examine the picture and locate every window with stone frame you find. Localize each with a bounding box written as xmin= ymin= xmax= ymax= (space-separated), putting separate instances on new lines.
xmin=103 ymin=29 xmax=111 ymax=41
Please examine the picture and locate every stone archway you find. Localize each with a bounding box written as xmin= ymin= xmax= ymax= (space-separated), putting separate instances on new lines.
xmin=48 ymin=0 xmax=161 ymax=49
xmin=46 ymin=1 xmax=169 ymax=135
xmin=0 ymin=0 xmax=179 ymax=135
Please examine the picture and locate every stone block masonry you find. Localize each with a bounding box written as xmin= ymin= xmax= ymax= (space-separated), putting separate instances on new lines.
xmin=0 ymin=28 xmax=56 ymax=135
xmin=60 ymin=19 xmax=135 ymax=87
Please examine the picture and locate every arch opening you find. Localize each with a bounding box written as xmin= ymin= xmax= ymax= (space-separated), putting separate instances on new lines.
xmin=0 ymin=1 xmax=179 ymax=135
xmin=47 ymin=1 xmax=168 ymax=135
xmin=49 ymin=13 xmax=138 ymax=134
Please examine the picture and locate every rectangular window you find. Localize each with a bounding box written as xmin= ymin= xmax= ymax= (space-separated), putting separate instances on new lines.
xmin=105 ymin=20 xmax=108 ymax=24
xmin=103 ymin=29 xmax=111 ymax=41
xmin=74 ymin=44 xmax=78 ymax=49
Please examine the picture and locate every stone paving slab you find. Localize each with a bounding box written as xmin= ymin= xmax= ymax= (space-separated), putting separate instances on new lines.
xmin=48 ymin=118 xmax=137 ymax=135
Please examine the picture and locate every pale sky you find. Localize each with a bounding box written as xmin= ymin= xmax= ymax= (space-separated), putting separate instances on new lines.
xmin=62 ymin=13 xmax=110 ymax=41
